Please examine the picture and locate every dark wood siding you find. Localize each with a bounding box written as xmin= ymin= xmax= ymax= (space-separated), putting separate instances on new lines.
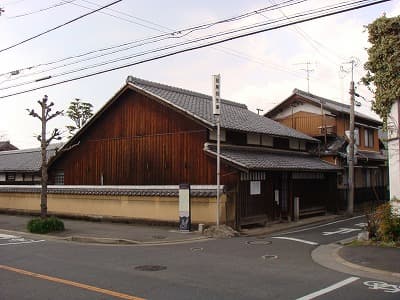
xmin=51 ymin=89 xmax=238 ymax=186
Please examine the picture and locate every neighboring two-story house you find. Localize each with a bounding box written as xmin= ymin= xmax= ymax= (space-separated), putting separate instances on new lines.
xmin=266 ymin=89 xmax=388 ymax=207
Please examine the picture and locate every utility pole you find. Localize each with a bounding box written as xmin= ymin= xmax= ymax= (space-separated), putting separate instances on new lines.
xmin=212 ymin=75 xmax=221 ymax=227
xmin=256 ymin=108 xmax=263 ymax=115
xmin=347 ymin=59 xmax=356 ymax=216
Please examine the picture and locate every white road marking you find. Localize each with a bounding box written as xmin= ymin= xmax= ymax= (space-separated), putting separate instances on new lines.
xmin=0 ymin=240 xmax=44 ymax=246
xmin=274 ymin=215 xmax=364 ymax=236
xmin=322 ymin=228 xmax=361 ymax=236
xmin=0 ymin=234 xmax=19 ymax=239
xmin=0 ymin=233 xmax=44 ymax=245
xmin=354 ymin=223 xmax=367 ymax=228
xmin=364 ymin=281 xmax=400 ymax=293
xmin=296 ymin=277 xmax=360 ymax=300
xmin=272 ymin=236 xmax=319 ymax=245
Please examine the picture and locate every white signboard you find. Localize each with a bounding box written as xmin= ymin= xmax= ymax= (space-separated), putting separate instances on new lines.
xmin=250 ymin=181 xmax=261 ymax=195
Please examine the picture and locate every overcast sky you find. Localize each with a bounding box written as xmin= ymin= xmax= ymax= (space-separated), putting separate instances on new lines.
xmin=0 ymin=0 xmax=398 ymax=149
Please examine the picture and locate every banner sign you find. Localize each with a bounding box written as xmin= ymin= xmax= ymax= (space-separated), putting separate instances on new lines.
xmin=179 ymin=184 xmax=191 ymax=231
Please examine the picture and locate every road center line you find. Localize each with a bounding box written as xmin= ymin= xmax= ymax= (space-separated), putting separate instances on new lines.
xmin=0 ymin=264 xmax=145 ymax=300
xmin=296 ymin=277 xmax=360 ymax=300
xmin=272 ymin=236 xmax=319 ymax=245
xmin=274 ymin=215 xmax=364 ymax=236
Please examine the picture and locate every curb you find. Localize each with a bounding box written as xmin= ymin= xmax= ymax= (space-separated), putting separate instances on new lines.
xmin=0 ymin=229 xmax=210 ymax=246
xmin=312 ymin=241 xmax=400 ymax=283
xmin=240 ymin=214 xmax=347 ymax=237
xmin=62 ymin=235 xmax=210 ymax=245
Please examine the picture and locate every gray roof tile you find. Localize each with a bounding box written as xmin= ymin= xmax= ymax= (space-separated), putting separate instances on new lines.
xmin=293 ymin=89 xmax=382 ymax=124
xmin=128 ymin=77 xmax=317 ymax=141
xmin=205 ymin=144 xmax=339 ymax=171
xmin=0 ymin=143 xmax=62 ymax=172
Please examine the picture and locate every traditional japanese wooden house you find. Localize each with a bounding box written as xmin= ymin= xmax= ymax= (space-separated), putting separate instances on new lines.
xmin=48 ymin=77 xmax=339 ymax=228
xmin=266 ymin=88 xmax=388 ymax=207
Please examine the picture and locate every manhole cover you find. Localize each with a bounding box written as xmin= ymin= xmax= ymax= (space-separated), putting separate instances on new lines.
xmin=151 ymin=235 xmax=167 ymax=240
xmin=262 ymin=254 xmax=278 ymax=260
xmin=246 ymin=240 xmax=272 ymax=245
xmin=134 ymin=265 xmax=167 ymax=271
xmin=190 ymin=247 xmax=203 ymax=252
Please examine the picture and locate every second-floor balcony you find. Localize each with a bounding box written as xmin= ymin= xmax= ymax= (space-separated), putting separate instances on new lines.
xmin=280 ymin=115 xmax=337 ymax=137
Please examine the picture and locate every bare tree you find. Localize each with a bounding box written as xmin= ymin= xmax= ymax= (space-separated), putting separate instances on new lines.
xmin=27 ymin=95 xmax=63 ymax=218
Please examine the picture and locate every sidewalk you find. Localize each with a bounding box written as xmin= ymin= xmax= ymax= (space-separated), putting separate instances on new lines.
xmin=312 ymin=241 xmax=400 ymax=284
xmin=0 ymin=213 xmax=345 ymax=245
xmin=0 ymin=214 xmax=206 ymax=245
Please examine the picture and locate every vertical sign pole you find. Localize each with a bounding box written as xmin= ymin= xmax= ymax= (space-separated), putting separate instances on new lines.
xmin=216 ymin=114 xmax=220 ymax=227
xmin=212 ymin=74 xmax=221 ymax=227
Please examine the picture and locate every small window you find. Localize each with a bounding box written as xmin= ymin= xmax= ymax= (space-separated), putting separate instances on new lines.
xmin=365 ymin=169 xmax=371 ymax=187
xmin=355 ymin=127 xmax=360 ymax=146
xmin=6 ymin=173 xmax=15 ymax=182
xmin=273 ymin=137 xmax=289 ymax=149
xmin=226 ymin=131 xmax=247 ymax=145
xmin=54 ymin=171 xmax=64 ymax=185
xmin=364 ymin=129 xmax=374 ymax=148
xmin=247 ymin=133 xmax=260 ymax=145
xmin=250 ymin=181 xmax=261 ymax=195
xmin=289 ymin=139 xmax=300 ymax=150
xmin=261 ymin=135 xmax=273 ymax=147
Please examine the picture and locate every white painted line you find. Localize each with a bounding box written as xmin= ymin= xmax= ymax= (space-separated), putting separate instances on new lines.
xmin=297 ymin=277 xmax=360 ymax=300
xmin=274 ymin=215 xmax=364 ymax=236
xmin=0 ymin=234 xmax=19 ymax=239
xmin=0 ymin=240 xmax=44 ymax=246
xmin=272 ymin=236 xmax=319 ymax=246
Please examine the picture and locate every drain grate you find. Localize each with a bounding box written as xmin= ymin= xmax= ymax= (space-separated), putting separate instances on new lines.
xmin=246 ymin=240 xmax=272 ymax=245
xmin=151 ymin=235 xmax=167 ymax=240
xmin=262 ymin=254 xmax=278 ymax=260
xmin=134 ymin=265 xmax=167 ymax=271
xmin=190 ymin=247 xmax=204 ymax=252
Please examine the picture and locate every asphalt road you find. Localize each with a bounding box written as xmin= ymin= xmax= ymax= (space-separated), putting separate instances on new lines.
xmin=1 ymin=216 xmax=399 ymax=300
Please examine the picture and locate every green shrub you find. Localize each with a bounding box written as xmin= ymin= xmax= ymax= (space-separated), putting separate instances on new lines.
xmin=27 ymin=216 xmax=65 ymax=234
xmin=366 ymin=203 xmax=400 ymax=243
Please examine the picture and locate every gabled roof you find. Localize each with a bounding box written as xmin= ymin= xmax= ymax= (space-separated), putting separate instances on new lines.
xmin=0 ymin=141 xmax=18 ymax=151
xmin=128 ymin=77 xmax=317 ymax=141
xmin=266 ymin=88 xmax=382 ymax=125
xmin=0 ymin=143 xmax=61 ymax=172
xmin=204 ymin=143 xmax=339 ymax=172
xmin=53 ymin=77 xmax=318 ymax=160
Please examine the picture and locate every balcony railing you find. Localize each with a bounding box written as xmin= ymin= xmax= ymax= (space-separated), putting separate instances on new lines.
xmin=280 ymin=115 xmax=337 ymax=137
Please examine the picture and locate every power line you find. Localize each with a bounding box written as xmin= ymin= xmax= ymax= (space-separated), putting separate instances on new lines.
xmin=0 ymin=0 xmax=305 ymax=78
xmin=7 ymin=1 xmax=76 ymax=19
xmin=1 ymin=8 xmax=311 ymax=90
xmin=0 ymin=0 xmax=390 ymax=98
xmin=3 ymin=0 xmax=366 ymax=86
xmin=0 ymin=0 xmax=124 ymax=53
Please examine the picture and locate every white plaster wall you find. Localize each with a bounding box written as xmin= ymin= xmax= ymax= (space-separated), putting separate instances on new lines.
xmin=209 ymin=129 xmax=226 ymax=142
xmin=247 ymin=133 xmax=260 ymax=145
xmin=261 ymin=135 xmax=273 ymax=147
xmin=289 ymin=139 xmax=299 ymax=150
xmin=388 ymin=100 xmax=400 ymax=201
xmin=273 ymin=103 xmax=331 ymax=119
